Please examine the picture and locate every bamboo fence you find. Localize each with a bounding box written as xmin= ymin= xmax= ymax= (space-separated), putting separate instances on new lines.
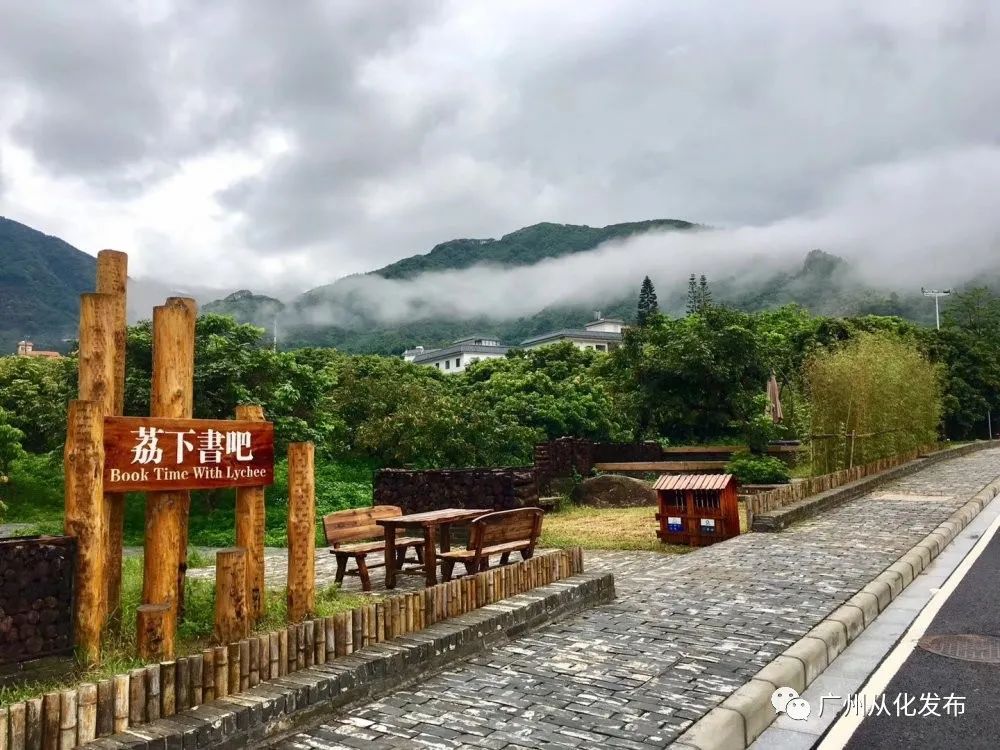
xmin=0 ymin=548 xmax=583 ymax=748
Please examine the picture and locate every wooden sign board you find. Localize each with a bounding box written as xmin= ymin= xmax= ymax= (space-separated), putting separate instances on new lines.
xmin=104 ymin=416 xmax=275 ymax=492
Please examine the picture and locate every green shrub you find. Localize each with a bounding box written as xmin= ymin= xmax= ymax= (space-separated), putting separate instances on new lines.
xmin=725 ymin=453 xmax=791 ymax=485
xmin=805 ymin=332 xmax=941 ymax=474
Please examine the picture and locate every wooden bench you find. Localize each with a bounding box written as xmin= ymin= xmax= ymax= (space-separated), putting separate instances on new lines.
xmin=438 ymin=508 xmax=543 ymax=582
xmin=323 ymin=505 xmax=423 ymax=591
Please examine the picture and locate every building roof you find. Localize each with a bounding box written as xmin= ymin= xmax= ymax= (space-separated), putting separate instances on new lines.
xmin=453 ymin=335 xmax=501 ymax=345
xmin=403 ymin=346 xmax=433 ymax=356
xmin=411 ymin=342 xmax=509 ymax=364
xmin=653 ymin=474 xmax=735 ymax=491
xmin=585 ymin=317 xmax=625 ymax=327
xmin=519 ymin=329 xmax=623 ymax=346
xmin=16 ymin=341 xmax=62 ymax=359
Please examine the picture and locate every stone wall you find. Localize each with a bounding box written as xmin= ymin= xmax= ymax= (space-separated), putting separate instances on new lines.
xmin=534 ymin=438 xmax=667 ymax=491
xmin=593 ymin=441 xmax=663 ymax=463
xmin=374 ymin=467 xmax=539 ymax=514
xmin=533 ymin=438 xmax=595 ymax=493
xmin=0 ymin=535 xmax=76 ymax=665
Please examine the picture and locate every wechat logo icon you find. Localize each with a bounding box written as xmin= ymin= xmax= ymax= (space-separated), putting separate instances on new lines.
xmin=772 ymin=687 xmax=811 ymax=721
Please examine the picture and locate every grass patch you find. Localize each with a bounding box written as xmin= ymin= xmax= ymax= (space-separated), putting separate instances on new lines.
xmin=540 ymin=505 xmax=688 ymax=553
xmin=2 ymin=453 xmax=377 ymax=547
xmin=0 ymin=555 xmax=369 ymax=706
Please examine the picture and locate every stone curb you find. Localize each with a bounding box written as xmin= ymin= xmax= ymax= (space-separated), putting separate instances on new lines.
xmin=753 ymin=441 xmax=997 ymax=532
xmin=81 ymin=572 xmax=615 ymax=750
xmin=675 ymin=473 xmax=1000 ymax=750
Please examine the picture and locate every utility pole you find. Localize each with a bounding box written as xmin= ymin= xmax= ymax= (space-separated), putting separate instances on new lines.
xmin=921 ymin=287 xmax=952 ymax=330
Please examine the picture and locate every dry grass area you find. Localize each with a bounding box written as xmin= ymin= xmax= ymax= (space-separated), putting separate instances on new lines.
xmin=539 ymin=505 xmax=688 ymax=553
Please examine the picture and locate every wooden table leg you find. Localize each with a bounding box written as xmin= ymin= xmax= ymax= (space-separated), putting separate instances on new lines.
xmin=384 ymin=525 xmax=398 ymax=589
xmin=439 ymin=523 xmax=451 ymax=553
xmin=423 ymin=525 xmax=438 ymax=588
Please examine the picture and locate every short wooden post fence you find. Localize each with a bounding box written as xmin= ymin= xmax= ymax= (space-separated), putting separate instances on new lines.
xmin=213 ymin=548 xmax=249 ymax=645
xmin=0 ymin=548 xmax=583 ymax=748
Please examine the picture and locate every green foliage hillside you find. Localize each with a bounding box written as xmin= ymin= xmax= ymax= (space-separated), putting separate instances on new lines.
xmin=372 ymin=219 xmax=697 ymax=279
xmin=202 ymin=289 xmax=285 ymax=329
xmin=282 ymin=247 xmax=942 ymax=354
xmin=0 ymin=216 xmax=95 ymax=353
xmin=3 ymin=212 xmax=991 ymax=358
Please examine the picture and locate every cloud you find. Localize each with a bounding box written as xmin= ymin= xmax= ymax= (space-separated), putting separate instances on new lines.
xmin=1 ymin=0 xmax=999 ymax=293
xmin=293 ymin=146 xmax=1000 ymax=327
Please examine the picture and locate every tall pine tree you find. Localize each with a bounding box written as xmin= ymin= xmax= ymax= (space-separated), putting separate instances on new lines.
xmin=686 ymin=274 xmax=713 ymax=314
xmin=686 ymin=274 xmax=699 ymax=315
xmin=637 ymin=276 xmax=659 ymax=326
xmin=698 ymin=274 xmax=713 ymax=310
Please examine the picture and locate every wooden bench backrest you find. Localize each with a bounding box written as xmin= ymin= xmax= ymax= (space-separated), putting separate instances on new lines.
xmin=469 ymin=508 xmax=543 ymax=552
xmin=323 ymin=505 xmax=402 ymax=546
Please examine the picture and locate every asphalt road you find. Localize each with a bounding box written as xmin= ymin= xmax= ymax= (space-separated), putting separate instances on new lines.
xmin=844 ymin=527 xmax=1000 ymax=750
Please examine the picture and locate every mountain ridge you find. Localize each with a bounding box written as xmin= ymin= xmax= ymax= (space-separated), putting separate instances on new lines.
xmin=0 ymin=215 xmax=96 ymax=351
xmin=0 ymin=215 xmax=979 ymax=356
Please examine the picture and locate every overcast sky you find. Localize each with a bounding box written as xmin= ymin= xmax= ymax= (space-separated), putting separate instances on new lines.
xmin=1 ymin=0 xmax=999 ymax=296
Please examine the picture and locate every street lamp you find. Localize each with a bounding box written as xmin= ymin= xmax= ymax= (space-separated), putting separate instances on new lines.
xmin=920 ymin=287 xmax=952 ymax=330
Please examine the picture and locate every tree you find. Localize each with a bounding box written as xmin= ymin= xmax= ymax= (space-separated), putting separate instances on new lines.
xmin=0 ymin=356 xmax=76 ymax=453
xmin=927 ymin=287 xmax=1000 ymax=438
xmin=686 ymin=274 xmax=699 ymax=315
xmin=125 ymin=314 xmax=345 ymax=455
xmin=636 ymin=276 xmax=659 ymax=326
xmin=686 ymin=274 xmax=713 ymax=315
xmin=0 ymin=408 xmax=26 ymax=478
xmin=805 ymin=333 xmax=942 ymax=473
xmin=610 ymin=306 xmax=770 ymax=441
xmin=460 ymin=343 xmax=627 ymax=445
xmin=698 ymin=275 xmax=713 ymax=309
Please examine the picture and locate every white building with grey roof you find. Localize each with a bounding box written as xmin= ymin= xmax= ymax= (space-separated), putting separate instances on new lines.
xmin=406 ymin=336 xmax=509 ymax=373
xmin=518 ymin=316 xmax=626 ymax=351
xmin=404 ymin=316 xmax=626 ymax=373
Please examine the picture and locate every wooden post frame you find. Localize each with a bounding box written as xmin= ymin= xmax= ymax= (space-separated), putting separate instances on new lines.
xmin=234 ymin=404 xmax=267 ymax=621
xmin=63 ymin=399 xmax=106 ymax=666
xmin=96 ymin=251 xmax=128 ymax=627
xmin=67 ymin=290 xmax=117 ymax=662
xmin=286 ymin=442 xmax=316 ymax=622
xmin=140 ymin=297 xmax=196 ymax=659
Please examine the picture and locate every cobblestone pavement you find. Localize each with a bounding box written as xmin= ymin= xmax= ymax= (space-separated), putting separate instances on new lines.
xmin=262 ymin=449 xmax=1000 ymax=750
xmin=187 ymin=538 xmax=479 ymax=595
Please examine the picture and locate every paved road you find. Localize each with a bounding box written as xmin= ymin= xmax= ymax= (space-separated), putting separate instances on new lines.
xmin=842 ymin=517 xmax=1000 ymax=750
xmin=270 ymin=449 xmax=1000 ymax=750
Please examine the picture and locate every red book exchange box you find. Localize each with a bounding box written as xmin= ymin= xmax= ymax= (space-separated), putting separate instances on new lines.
xmin=655 ymin=473 xmax=740 ymax=547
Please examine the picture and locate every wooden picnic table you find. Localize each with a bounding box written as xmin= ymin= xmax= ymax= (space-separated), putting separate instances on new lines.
xmin=377 ymin=508 xmax=489 ymax=589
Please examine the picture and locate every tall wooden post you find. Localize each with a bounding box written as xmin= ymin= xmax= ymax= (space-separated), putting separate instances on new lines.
xmin=66 ymin=291 xmax=116 ymax=664
xmin=213 ymin=548 xmax=249 ymax=645
xmin=235 ymin=405 xmax=266 ymax=621
xmin=169 ymin=297 xmax=199 ymax=620
xmin=140 ymin=297 xmax=196 ymax=660
xmin=64 ymin=400 xmax=105 ymax=666
xmin=286 ymin=443 xmax=315 ymax=622
xmin=95 ymin=251 xmax=128 ymax=625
